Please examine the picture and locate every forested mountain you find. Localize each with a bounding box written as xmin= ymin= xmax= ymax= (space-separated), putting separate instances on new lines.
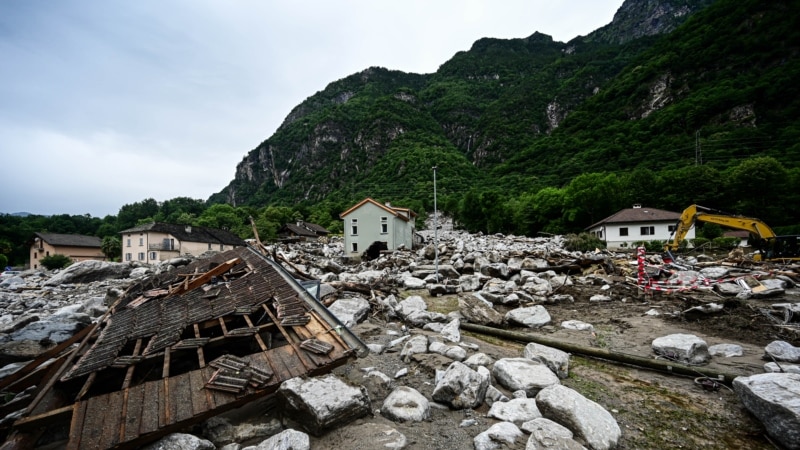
xmin=211 ymin=0 xmax=800 ymax=234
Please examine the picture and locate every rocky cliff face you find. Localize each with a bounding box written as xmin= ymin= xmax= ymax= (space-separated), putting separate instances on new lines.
xmin=212 ymin=0 xmax=716 ymax=208
xmin=589 ymin=0 xmax=715 ymax=44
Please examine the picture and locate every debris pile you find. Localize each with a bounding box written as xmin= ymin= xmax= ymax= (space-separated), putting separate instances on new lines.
xmin=1 ymin=220 xmax=799 ymax=449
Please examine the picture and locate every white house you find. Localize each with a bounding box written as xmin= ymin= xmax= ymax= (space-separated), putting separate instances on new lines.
xmin=339 ymin=198 xmax=416 ymax=259
xmin=119 ymin=222 xmax=246 ymax=264
xmin=586 ymin=204 xmax=693 ymax=250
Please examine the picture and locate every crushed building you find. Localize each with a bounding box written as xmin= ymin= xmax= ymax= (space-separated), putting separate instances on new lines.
xmin=0 ymin=246 xmax=367 ymax=449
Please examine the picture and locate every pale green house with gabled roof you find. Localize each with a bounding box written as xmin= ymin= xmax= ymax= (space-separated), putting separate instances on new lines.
xmin=339 ymin=198 xmax=417 ymax=259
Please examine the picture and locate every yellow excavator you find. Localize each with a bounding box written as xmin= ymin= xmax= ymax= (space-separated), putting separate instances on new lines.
xmin=664 ymin=204 xmax=800 ymax=261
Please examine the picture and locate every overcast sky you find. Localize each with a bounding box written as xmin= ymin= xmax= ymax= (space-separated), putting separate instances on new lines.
xmin=0 ymin=0 xmax=623 ymax=218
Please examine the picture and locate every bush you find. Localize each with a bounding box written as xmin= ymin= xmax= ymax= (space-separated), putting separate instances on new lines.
xmin=40 ymin=254 xmax=72 ymax=270
xmin=712 ymin=236 xmax=741 ymax=250
xmin=633 ymin=240 xmax=666 ymax=252
xmin=0 ymin=254 xmax=7 ymax=270
xmin=564 ymin=233 xmax=606 ymax=252
xmin=690 ymin=237 xmax=710 ymax=248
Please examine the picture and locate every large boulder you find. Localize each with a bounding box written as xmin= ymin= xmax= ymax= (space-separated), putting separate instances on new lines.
xmin=381 ymin=386 xmax=430 ymax=422
xmin=458 ymin=294 xmax=504 ymax=326
xmin=431 ymin=361 xmax=490 ymax=409
xmin=505 ymin=306 xmax=552 ymax=328
xmin=733 ymin=373 xmax=800 ymax=450
xmin=44 ymin=260 xmax=135 ymax=286
xmin=651 ymin=333 xmax=711 ymax=365
xmin=278 ymin=375 xmax=371 ymax=436
xmin=536 ymin=384 xmax=621 ymax=450
xmin=492 ymin=358 xmax=559 ymax=397
xmin=524 ymin=342 xmax=570 ymax=379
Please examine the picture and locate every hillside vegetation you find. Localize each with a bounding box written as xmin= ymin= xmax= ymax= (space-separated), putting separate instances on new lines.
xmin=210 ymin=0 xmax=800 ymax=235
xmin=3 ymin=0 xmax=800 ymax=268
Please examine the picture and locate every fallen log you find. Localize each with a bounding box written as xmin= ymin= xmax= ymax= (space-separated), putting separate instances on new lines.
xmin=459 ymin=322 xmax=743 ymax=385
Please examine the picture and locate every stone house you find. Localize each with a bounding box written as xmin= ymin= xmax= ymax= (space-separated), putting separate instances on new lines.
xmin=278 ymin=221 xmax=330 ymax=243
xmin=29 ymin=233 xmax=105 ymax=269
xmin=585 ymin=204 xmax=693 ymax=250
xmin=339 ymin=198 xmax=417 ymax=259
xmin=119 ymin=222 xmax=246 ymax=264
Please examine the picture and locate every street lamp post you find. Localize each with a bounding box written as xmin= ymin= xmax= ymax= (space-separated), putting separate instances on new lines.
xmin=432 ymin=166 xmax=439 ymax=282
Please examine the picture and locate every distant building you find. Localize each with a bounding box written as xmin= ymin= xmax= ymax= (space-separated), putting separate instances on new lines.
xmin=279 ymin=221 xmax=330 ymax=243
xmin=586 ymin=204 xmax=693 ymax=250
xmin=339 ymin=198 xmax=417 ymax=259
xmin=29 ymin=232 xmax=105 ymax=269
xmin=119 ymin=222 xmax=246 ymax=264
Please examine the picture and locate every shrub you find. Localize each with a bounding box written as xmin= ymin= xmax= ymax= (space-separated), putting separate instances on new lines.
xmin=564 ymin=233 xmax=606 ymax=252
xmin=690 ymin=237 xmax=710 ymax=248
xmin=634 ymin=240 xmax=666 ymax=252
xmin=0 ymin=254 xmax=7 ymax=270
xmin=712 ymin=236 xmax=741 ymax=250
xmin=40 ymin=254 xmax=72 ymax=270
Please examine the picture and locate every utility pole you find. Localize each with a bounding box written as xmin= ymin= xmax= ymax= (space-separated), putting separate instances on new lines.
xmin=432 ymin=166 xmax=439 ymax=282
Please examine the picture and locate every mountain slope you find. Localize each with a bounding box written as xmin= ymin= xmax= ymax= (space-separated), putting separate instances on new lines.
xmin=209 ymin=0 xmax=799 ymax=224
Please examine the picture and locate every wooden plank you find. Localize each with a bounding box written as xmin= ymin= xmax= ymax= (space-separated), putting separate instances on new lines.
xmin=78 ymin=394 xmax=110 ymax=449
xmin=140 ymin=381 xmax=160 ymax=435
xmin=271 ymin=345 xmax=307 ymax=379
xmin=162 ymin=347 xmax=171 ymax=378
xmin=218 ymin=317 xmax=228 ymax=335
xmin=167 ymin=258 xmax=240 ymax=296
xmin=12 ymin=404 xmax=73 ymax=431
xmin=0 ymin=323 xmax=96 ymax=391
xmin=260 ymin=304 xmax=314 ymax=373
xmin=160 ymin=379 xmax=169 ymax=428
xmin=193 ymin=324 xmax=206 ymax=368
xmin=99 ymin=390 xmax=123 ymax=448
xmin=75 ymin=372 xmax=97 ymax=402
xmin=66 ymin=401 xmax=88 ymax=450
xmin=170 ymin=373 xmax=195 ymax=423
xmin=189 ymin=370 xmax=211 ymax=417
xmin=123 ymin=385 xmax=145 ymax=443
xmin=243 ymin=315 xmax=268 ymax=351
xmin=248 ymin=353 xmax=282 ymax=389
xmin=122 ymin=339 xmax=143 ymax=390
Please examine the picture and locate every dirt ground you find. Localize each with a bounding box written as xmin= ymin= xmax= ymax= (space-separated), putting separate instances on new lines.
xmin=309 ymin=281 xmax=800 ymax=450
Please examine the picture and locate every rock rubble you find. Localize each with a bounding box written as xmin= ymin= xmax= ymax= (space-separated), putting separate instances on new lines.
xmin=2 ymin=221 xmax=800 ymax=449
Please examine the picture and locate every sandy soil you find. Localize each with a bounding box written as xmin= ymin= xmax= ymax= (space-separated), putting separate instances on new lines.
xmin=307 ymin=281 xmax=799 ymax=450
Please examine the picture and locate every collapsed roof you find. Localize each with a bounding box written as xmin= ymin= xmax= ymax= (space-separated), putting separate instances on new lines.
xmin=0 ymin=246 xmax=367 ymax=449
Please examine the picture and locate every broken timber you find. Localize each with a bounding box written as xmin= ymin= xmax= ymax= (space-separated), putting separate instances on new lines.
xmin=0 ymin=246 xmax=367 ymax=449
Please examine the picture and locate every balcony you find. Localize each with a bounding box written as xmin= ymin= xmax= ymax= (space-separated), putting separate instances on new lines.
xmin=148 ymin=243 xmax=180 ymax=251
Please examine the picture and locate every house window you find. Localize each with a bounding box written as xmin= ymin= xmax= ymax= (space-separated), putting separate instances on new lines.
xmin=125 ymin=253 xmax=132 ymax=261
xmin=208 ymin=243 xmax=212 ymax=250
xmin=381 ymin=216 xmax=388 ymax=234
xmin=668 ymin=225 xmax=676 ymax=232
xmin=149 ymin=251 xmax=157 ymax=260
xmin=220 ymin=244 xmax=224 ymax=251
xmin=596 ymin=230 xmax=603 ymax=238
xmin=34 ymin=253 xmax=37 ymax=259
xmin=138 ymin=252 xmax=145 ymax=261
xmin=46 ymin=251 xmax=50 ymax=257
xmin=352 ymin=242 xmax=358 ymax=253
xmin=126 ymin=238 xmax=131 ymax=247
xmin=139 ymin=237 xmax=143 ymax=246
xmin=619 ymin=228 xmax=628 ymax=237
xmin=640 ymin=226 xmax=655 ymax=236
xmin=351 ymin=218 xmax=358 ymax=236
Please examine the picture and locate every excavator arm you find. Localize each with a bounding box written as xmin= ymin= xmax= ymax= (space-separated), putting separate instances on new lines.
xmin=664 ymin=204 xmax=777 ymax=252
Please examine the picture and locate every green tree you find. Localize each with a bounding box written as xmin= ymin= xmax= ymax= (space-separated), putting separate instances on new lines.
xmin=40 ymin=254 xmax=72 ymax=270
xmin=101 ymin=236 xmax=122 ymax=261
